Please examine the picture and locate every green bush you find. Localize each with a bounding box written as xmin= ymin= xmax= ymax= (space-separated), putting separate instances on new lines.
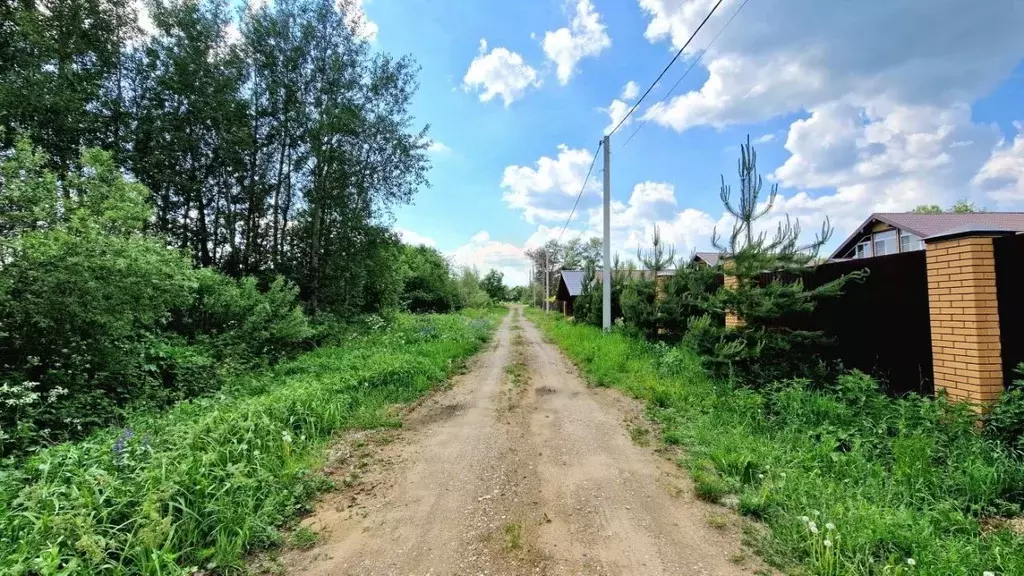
xmin=179 ymin=269 xmax=312 ymax=364
xmin=399 ymin=244 xmax=460 ymax=313
xmin=0 ymin=310 xmax=502 ymax=575
xmin=985 ymin=364 xmax=1024 ymax=456
xmin=0 ymin=140 xmax=314 ymax=454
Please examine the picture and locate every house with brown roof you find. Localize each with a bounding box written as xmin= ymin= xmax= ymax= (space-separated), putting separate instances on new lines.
xmin=830 ymin=212 xmax=1024 ymax=260
xmin=691 ymin=252 xmax=723 ymax=267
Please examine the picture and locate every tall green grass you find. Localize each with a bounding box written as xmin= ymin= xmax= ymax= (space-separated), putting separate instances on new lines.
xmin=0 ymin=310 xmax=504 ymax=575
xmin=527 ymin=309 xmax=1024 ymax=576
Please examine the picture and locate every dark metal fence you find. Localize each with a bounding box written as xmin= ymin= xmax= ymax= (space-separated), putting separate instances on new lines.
xmin=995 ymin=234 xmax=1024 ymax=389
xmin=758 ymin=251 xmax=933 ymax=395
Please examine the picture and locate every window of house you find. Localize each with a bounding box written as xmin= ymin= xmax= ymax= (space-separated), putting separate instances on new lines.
xmin=901 ymin=232 xmax=923 ymax=252
xmin=873 ymin=229 xmax=898 ymax=256
xmin=854 ymin=240 xmax=873 ymax=259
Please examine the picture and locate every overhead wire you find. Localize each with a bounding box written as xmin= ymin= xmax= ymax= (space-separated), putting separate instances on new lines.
xmin=605 ymin=0 xmax=726 ymax=138
xmin=555 ymin=139 xmax=603 ymax=245
xmin=621 ymin=0 xmax=752 ymax=149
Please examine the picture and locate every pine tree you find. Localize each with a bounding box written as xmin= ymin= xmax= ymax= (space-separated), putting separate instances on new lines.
xmin=686 ymin=136 xmax=865 ymax=385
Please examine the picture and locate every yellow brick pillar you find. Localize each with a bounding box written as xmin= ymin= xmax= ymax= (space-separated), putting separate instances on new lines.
xmin=925 ymin=231 xmax=1009 ymax=409
xmin=722 ymin=267 xmax=744 ymax=329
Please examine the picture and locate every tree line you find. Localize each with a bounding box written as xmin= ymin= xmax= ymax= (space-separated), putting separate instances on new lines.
xmin=2 ymin=0 xmax=429 ymax=316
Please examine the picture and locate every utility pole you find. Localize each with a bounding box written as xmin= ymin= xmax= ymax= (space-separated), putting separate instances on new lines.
xmin=544 ymin=250 xmax=549 ymax=314
xmin=602 ymin=135 xmax=612 ymax=331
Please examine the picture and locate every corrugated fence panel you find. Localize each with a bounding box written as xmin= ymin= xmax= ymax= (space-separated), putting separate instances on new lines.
xmin=994 ymin=234 xmax=1024 ymax=389
xmin=760 ymin=251 xmax=933 ymax=396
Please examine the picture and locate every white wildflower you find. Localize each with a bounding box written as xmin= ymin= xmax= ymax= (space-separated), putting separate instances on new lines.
xmin=906 ymin=558 xmax=916 ymax=566
xmin=800 ymin=516 xmax=810 ymax=523
xmin=809 ymin=522 xmax=819 ymax=534
xmin=982 ymin=572 xmax=994 ymax=576
xmin=823 ymin=539 xmax=832 ymax=548
xmin=825 ymin=522 xmax=835 ymax=531
xmin=758 ymin=473 xmax=765 ymax=480
xmin=281 ymin=431 xmax=293 ymax=444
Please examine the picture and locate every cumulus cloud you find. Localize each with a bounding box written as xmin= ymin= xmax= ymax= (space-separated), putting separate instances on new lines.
xmin=451 ymin=231 xmax=530 ymax=286
xmin=396 ymin=228 xmax=437 ymax=248
xmin=543 ymin=0 xmax=612 ymax=85
xmin=463 ymin=39 xmax=541 ymax=106
xmin=622 ymin=80 xmax=640 ymax=100
xmin=974 ymin=123 xmax=1024 ymax=203
xmin=603 ymin=81 xmax=641 ymax=135
xmin=632 ymin=0 xmax=1024 ymax=245
xmin=501 ymin=144 xmax=601 ymax=223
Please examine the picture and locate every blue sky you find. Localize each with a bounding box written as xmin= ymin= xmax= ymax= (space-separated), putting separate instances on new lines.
xmin=359 ymin=0 xmax=1024 ymax=285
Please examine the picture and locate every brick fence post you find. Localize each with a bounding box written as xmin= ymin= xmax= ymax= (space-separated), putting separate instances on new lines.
xmin=925 ymin=229 xmax=1012 ymax=410
xmin=722 ymin=259 xmax=744 ymax=329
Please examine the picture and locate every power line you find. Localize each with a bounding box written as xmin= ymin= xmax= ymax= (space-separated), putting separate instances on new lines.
xmin=621 ymin=0 xmax=751 ymax=149
xmin=555 ymin=139 xmax=603 ymax=244
xmin=606 ymin=0 xmax=725 ymax=138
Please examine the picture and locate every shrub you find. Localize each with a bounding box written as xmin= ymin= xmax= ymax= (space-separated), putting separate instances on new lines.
xmin=178 ymin=269 xmax=312 ymax=364
xmin=399 ymin=244 xmax=460 ymax=313
xmin=985 ymin=364 xmax=1024 ymax=456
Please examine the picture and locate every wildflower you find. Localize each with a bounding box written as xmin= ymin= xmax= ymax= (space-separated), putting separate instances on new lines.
xmin=823 ymin=539 xmax=832 ymax=548
xmin=800 ymin=516 xmax=810 ymax=523
xmin=982 ymin=572 xmax=994 ymax=576
xmin=112 ymin=427 xmax=133 ymax=459
xmin=906 ymin=558 xmax=916 ymax=567
xmin=809 ymin=522 xmax=819 ymax=534
xmin=825 ymin=522 xmax=835 ymax=531
xmin=758 ymin=473 xmax=765 ymax=480
xmin=780 ymin=472 xmax=786 ymax=479
xmin=282 ymin=431 xmax=293 ymax=444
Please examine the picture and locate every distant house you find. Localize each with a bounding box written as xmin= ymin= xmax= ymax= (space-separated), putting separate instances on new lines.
xmin=830 ymin=212 xmax=1024 ymax=260
xmin=691 ymin=252 xmax=723 ymax=267
xmin=555 ymin=270 xmax=585 ymax=316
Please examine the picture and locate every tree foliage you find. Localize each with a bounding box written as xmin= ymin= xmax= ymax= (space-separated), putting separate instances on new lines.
xmin=684 ymin=136 xmax=865 ymax=385
xmin=0 ymin=142 xmax=311 ymax=454
xmin=480 ymin=269 xmax=507 ymax=302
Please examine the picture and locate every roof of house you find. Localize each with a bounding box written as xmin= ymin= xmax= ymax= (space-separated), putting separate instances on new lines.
xmin=560 ymin=270 xmax=585 ymax=297
xmin=692 ymin=252 xmax=722 ymax=266
xmin=831 ymin=212 xmax=1024 ymax=258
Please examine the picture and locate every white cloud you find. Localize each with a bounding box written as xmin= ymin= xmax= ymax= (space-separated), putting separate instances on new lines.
xmin=755 ymin=133 xmax=775 ymax=143
xmin=426 ymin=140 xmax=452 ymax=155
xmin=974 ymin=123 xmax=1024 ymax=203
xmin=603 ymin=99 xmax=631 ymax=135
xmin=632 ymin=0 xmax=1024 ymax=247
xmin=501 ymin=144 xmax=600 ymax=223
xmin=451 ymin=231 xmax=530 ymax=286
xmin=396 ymin=228 xmax=437 ymax=248
xmin=622 ymin=80 xmax=640 ymax=100
xmin=463 ymin=39 xmax=541 ymax=106
xmin=543 ymin=0 xmax=612 ymax=85
xmin=342 ymin=0 xmax=378 ymax=42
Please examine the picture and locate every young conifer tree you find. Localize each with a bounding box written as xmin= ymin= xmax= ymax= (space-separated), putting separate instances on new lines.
xmin=686 ymin=136 xmax=864 ymax=384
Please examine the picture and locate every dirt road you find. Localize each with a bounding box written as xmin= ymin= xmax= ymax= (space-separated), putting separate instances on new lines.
xmin=283 ymin=307 xmax=760 ymax=576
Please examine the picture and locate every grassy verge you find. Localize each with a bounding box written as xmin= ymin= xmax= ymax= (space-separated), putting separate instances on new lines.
xmin=526 ymin=308 xmax=1024 ymax=576
xmin=0 ymin=309 xmax=505 ymax=575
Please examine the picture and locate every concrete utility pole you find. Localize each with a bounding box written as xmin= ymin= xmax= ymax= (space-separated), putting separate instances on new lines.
xmin=545 ymin=251 xmax=550 ymax=314
xmin=602 ymin=135 xmax=612 ymax=331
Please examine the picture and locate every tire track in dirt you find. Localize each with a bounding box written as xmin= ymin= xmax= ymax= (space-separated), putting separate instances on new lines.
xmin=281 ymin=307 xmax=762 ymax=575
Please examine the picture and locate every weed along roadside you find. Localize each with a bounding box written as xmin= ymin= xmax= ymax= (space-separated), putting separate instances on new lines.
xmin=0 ymin=309 xmax=505 ymax=575
xmin=526 ymin=308 xmax=1024 ymax=575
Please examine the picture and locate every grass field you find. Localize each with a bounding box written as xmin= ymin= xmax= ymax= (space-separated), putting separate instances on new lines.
xmin=527 ymin=308 xmax=1024 ymax=576
xmin=0 ymin=309 xmax=504 ymax=575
